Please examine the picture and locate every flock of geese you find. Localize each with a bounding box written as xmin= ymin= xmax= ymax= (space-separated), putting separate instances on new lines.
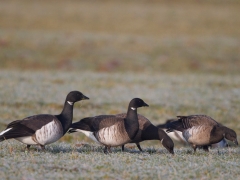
xmin=0 ymin=91 xmax=238 ymax=154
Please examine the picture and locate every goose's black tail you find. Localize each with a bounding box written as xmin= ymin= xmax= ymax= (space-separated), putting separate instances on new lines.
xmin=166 ymin=120 xmax=185 ymax=133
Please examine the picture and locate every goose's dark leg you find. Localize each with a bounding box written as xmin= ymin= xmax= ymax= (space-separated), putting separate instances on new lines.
xmin=202 ymin=146 xmax=209 ymax=152
xmin=193 ymin=144 xmax=197 ymax=153
xmin=136 ymin=143 xmax=143 ymax=151
xmin=104 ymin=146 xmax=108 ymax=154
xmin=107 ymin=146 xmax=112 ymax=153
xmin=104 ymin=146 xmax=112 ymax=154
xmin=40 ymin=145 xmax=45 ymax=150
xmin=122 ymin=145 xmax=125 ymax=151
xmin=26 ymin=145 xmax=31 ymax=150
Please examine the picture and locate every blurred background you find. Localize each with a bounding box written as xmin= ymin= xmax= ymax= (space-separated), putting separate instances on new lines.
xmin=0 ymin=0 xmax=240 ymax=74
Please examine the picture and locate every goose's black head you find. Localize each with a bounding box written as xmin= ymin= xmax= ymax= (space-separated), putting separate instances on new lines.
xmin=162 ymin=138 xmax=174 ymax=155
xmin=224 ymin=127 xmax=238 ymax=145
xmin=66 ymin=91 xmax=89 ymax=105
xmin=159 ymin=130 xmax=175 ymax=155
xmin=129 ymin=98 xmax=149 ymax=110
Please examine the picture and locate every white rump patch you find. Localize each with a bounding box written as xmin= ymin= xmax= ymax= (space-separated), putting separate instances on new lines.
xmin=131 ymin=107 xmax=136 ymax=110
xmin=165 ymin=130 xmax=187 ymax=142
xmin=76 ymin=129 xmax=99 ymax=144
xmin=0 ymin=128 xmax=12 ymax=136
xmin=67 ymin=101 xmax=73 ymax=105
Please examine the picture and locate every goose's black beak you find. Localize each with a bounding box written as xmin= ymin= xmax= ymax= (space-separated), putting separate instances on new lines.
xmin=82 ymin=95 xmax=90 ymax=100
xmin=233 ymin=139 xmax=238 ymax=145
xmin=143 ymin=102 xmax=149 ymax=107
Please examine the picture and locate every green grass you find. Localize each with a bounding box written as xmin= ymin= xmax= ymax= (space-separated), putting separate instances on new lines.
xmin=0 ymin=0 xmax=240 ymax=179
xmin=0 ymin=70 xmax=240 ymax=179
xmin=0 ymin=142 xmax=240 ymax=179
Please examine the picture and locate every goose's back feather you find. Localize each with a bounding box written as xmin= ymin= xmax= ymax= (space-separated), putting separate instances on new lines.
xmin=177 ymin=115 xmax=219 ymax=129
xmin=71 ymin=115 xmax=122 ymax=132
xmin=20 ymin=114 xmax=58 ymax=131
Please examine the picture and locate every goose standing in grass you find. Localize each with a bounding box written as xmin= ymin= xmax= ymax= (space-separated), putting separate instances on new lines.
xmin=0 ymin=91 xmax=89 ymax=150
xmin=115 ymin=114 xmax=174 ymax=154
xmin=166 ymin=115 xmax=238 ymax=152
xmin=69 ymin=98 xmax=149 ymax=153
xmin=157 ymin=119 xmax=228 ymax=148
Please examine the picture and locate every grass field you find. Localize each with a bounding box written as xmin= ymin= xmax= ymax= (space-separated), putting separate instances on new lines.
xmin=0 ymin=0 xmax=240 ymax=179
xmin=0 ymin=71 xmax=240 ymax=179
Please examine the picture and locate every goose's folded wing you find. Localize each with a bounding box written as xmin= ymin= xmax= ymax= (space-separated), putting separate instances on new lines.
xmin=70 ymin=115 xmax=122 ymax=133
xmin=176 ymin=115 xmax=219 ymax=129
xmin=0 ymin=122 xmax=35 ymax=141
xmin=20 ymin=114 xmax=58 ymax=131
xmin=166 ymin=120 xmax=185 ymax=132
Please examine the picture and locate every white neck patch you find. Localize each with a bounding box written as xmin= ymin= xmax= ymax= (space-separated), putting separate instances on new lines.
xmin=161 ymin=138 xmax=164 ymax=143
xmin=67 ymin=101 xmax=73 ymax=105
xmin=131 ymin=107 xmax=136 ymax=110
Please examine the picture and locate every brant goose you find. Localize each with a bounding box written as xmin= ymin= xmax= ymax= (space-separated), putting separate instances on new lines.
xmin=69 ymin=113 xmax=174 ymax=154
xmin=0 ymin=91 xmax=89 ymax=150
xmin=166 ymin=115 xmax=238 ymax=152
xmin=115 ymin=113 xmax=174 ymax=154
xmin=157 ymin=119 xmax=228 ymax=148
xmin=69 ymin=98 xmax=149 ymax=153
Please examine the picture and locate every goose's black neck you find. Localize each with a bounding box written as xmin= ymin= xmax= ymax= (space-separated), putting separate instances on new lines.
xmin=210 ymin=126 xmax=224 ymax=144
xmin=124 ymin=107 xmax=139 ymax=139
xmin=141 ymin=124 xmax=159 ymax=140
xmin=57 ymin=101 xmax=74 ymax=134
xmin=142 ymin=124 xmax=173 ymax=142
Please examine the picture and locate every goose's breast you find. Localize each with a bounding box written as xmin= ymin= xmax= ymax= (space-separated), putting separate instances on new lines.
xmin=183 ymin=126 xmax=212 ymax=145
xmin=33 ymin=119 xmax=63 ymax=145
xmin=96 ymin=123 xmax=129 ymax=146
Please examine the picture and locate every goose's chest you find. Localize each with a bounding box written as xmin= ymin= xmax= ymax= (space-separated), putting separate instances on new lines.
xmin=33 ymin=119 xmax=64 ymax=145
xmin=183 ymin=126 xmax=212 ymax=145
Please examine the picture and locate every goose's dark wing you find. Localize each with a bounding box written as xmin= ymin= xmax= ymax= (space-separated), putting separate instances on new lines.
xmin=176 ymin=115 xmax=219 ymax=128
xmin=69 ymin=115 xmax=122 ymax=133
xmin=166 ymin=115 xmax=219 ymax=132
xmin=20 ymin=114 xmax=57 ymax=131
xmin=156 ymin=119 xmax=177 ymax=129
